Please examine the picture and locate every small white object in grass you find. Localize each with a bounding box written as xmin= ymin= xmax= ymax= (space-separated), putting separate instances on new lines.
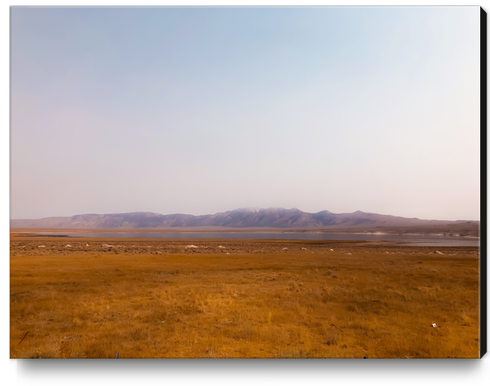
xmin=282 ymin=247 xmax=288 ymax=250
xmin=301 ymin=247 xmax=307 ymax=250
xmin=86 ymin=244 xmax=90 ymax=247
xmin=38 ymin=245 xmax=45 ymax=248
xmin=65 ymin=245 xmax=72 ymax=248
xmin=329 ymin=249 xmax=334 ymax=252
xmin=185 ymin=245 xmax=198 ymax=249
xmin=101 ymin=244 xmax=113 ymax=248
xmin=218 ymin=245 xmax=226 ymax=248
xmin=432 ymin=323 xmax=437 ymax=328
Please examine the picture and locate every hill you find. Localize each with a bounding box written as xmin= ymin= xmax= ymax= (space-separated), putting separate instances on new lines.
xmin=10 ymin=208 xmax=479 ymax=236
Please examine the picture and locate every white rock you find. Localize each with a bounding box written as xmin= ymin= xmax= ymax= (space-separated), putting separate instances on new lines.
xmin=432 ymin=323 xmax=437 ymax=328
xmin=185 ymin=245 xmax=198 ymax=249
xmin=38 ymin=245 xmax=45 ymax=248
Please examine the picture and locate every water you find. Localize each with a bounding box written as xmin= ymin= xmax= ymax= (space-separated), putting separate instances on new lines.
xmin=31 ymin=231 xmax=479 ymax=247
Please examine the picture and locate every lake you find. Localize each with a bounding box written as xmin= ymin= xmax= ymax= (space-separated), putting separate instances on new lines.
xmin=30 ymin=231 xmax=480 ymax=247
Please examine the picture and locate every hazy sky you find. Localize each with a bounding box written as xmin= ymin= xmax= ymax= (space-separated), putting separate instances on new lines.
xmin=10 ymin=6 xmax=480 ymax=220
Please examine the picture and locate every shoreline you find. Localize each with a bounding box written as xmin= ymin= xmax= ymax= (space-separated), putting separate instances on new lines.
xmin=10 ymin=227 xmax=480 ymax=237
xmin=10 ymin=235 xmax=480 ymax=257
xmin=10 ymin=229 xmax=480 ymax=248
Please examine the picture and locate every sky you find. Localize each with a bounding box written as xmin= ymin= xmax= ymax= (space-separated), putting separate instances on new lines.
xmin=10 ymin=6 xmax=481 ymax=221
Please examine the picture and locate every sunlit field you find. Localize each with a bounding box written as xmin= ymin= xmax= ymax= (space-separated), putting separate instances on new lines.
xmin=10 ymin=236 xmax=480 ymax=358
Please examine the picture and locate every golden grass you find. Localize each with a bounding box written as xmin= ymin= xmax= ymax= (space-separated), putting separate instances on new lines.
xmin=10 ymin=237 xmax=480 ymax=358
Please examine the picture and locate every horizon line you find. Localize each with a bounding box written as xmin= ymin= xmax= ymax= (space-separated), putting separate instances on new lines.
xmin=10 ymin=207 xmax=481 ymax=223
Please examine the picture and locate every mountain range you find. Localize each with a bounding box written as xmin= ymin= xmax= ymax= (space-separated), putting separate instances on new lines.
xmin=10 ymin=208 xmax=479 ymax=236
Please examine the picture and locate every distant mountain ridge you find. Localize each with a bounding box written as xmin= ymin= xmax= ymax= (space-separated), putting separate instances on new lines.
xmin=10 ymin=208 xmax=479 ymax=231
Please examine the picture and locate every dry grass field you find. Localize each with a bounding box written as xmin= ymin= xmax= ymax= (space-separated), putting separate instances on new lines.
xmin=10 ymin=235 xmax=481 ymax=358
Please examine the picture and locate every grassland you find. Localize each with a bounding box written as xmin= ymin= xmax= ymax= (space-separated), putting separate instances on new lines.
xmin=10 ymin=235 xmax=480 ymax=358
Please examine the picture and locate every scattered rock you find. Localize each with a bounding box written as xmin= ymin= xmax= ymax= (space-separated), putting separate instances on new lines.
xmin=185 ymin=245 xmax=199 ymax=249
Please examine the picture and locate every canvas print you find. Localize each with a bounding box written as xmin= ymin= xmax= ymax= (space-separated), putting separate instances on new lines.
xmin=10 ymin=6 xmax=483 ymax=359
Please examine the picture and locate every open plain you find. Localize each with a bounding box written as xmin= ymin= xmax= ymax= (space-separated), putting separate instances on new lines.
xmin=10 ymin=233 xmax=480 ymax=358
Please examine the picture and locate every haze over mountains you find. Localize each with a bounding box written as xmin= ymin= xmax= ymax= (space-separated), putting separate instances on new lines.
xmin=10 ymin=208 xmax=479 ymax=236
